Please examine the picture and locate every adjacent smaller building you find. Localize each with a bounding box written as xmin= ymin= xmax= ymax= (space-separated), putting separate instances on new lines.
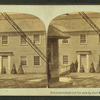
xmin=48 ymin=25 xmax=70 ymax=78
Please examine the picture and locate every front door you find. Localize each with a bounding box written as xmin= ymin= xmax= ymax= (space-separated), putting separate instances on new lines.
xmin=80 ymin=54 xmax=86 ymax=72
xmin=2 ymin=56 xmax=8 ymax=74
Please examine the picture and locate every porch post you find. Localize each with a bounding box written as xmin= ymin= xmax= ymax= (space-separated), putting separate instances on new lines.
xmin=86 ymin=54 xmax=89 ymax=73
xmin=8 ymin=56 xmax=11 ymax=74
xmin=0 ymin=56 xmax=2 ymax=74
xmin=77 ymin=54 xmax=80 ymax=72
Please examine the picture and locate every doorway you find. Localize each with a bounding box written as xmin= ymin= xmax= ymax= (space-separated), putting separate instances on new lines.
xmin=2 ymin=56 xmax=8 ymax=74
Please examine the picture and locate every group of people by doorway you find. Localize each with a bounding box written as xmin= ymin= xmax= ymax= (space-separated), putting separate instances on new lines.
xmin=70 ymin=60 xmax=78 ymax=72
xmin=70 ymin=60 xmax=100 ymax=73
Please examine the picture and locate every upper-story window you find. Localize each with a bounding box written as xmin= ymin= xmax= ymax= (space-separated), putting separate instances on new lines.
xmin=62 ymin=39 xmax=69 ymax=44
xmin=2 ymin=35 xmax=8 ymax=45
xmin=21 ymin=35 xmax=26 ymax=45
xmin=80 ymin=34 xmax=87 ymax=44
xmin=33 ymin=34 xmax=40 ymax=44
xmin=34 ymin=56 xmax=40 ymax=65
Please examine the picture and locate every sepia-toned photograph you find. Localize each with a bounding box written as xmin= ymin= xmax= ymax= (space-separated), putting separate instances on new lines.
xmin=0 ymin=12 xmax=47 ymax=88
xmin=1 ymin=5 xmax=100 ymax=96
xmin=48 ymin=12 xmax=100 ymax=88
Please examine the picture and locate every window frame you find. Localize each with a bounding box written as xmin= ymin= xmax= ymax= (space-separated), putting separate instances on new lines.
xmin=63 ymin=55 xmax=68 ymax=65
xmin=33 ymin=34 xmax=41 ymax=44
xmin=2 ymin=34 xmax=9 ymax=45
xmin=80 ymin=33 xmax=87 ymax=44
xmin=34 ymin=56 xmax=41 ymax=66
xmin=20 ymin=56 xmax=28 ymax=66
xmin=20 ymin=35 xmax=27 ymax=45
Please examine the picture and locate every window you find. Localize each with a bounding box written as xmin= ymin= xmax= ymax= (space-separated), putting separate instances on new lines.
xmin=21 ymin=56 xmax=27 ymax=66
xmin=62 ymin=39 xmax=69 ymax=44
xmin=34 ymin=56 xmax=40 ymax=65
xmin=34 ymin=34 xmax=40 ymax=43
xmin=63 ymin=55 xmax=68 ymax=64
xmin=80 ymin=34 xmax=86 ymax=43
xmin=21 ymin=35 xmax=26 ymax=44
xmin=2 ymin=35 xmax=8 ymax=45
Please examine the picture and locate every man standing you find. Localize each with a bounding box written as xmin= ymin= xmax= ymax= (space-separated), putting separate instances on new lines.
xmin=75 ymin=60 xmax=78 ymax=72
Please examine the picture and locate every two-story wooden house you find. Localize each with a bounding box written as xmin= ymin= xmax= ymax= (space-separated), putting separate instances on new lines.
xmin=0 ymin=13 xmax=46 ymax=74
xmin=50 ymin=12 xmax=100 ymax=74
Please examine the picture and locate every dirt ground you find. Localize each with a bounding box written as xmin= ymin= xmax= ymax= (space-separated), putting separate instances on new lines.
xmin=49 ymin=73 xmax=100 ymax=88
xmin=0 ymin=74 xmax=47 ymax=88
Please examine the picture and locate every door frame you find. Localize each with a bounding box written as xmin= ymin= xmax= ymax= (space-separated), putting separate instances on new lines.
xmin=0 ymin=55 xmax=11 ymax=74
xmin=2 ymin=56 xmax=8 ymax=74
xmin=77 ymin=51 xmax=90 ymax=73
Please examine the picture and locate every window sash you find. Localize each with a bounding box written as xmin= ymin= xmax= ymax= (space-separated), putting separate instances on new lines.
xmin=2 ymin=35 xmax=8 ymax=44
xmin=34 ymin=56 xmax=40 ymax=65
xmin=34 ymin=34 xmax=39 ymax=43
xmin=21 ymin=60 xmax=27 ymax=65
xmin=21 ymin=35 xmax=26 ymax=44
xmin=80 ymin=34 xmax=86 ymax=43
xmin=63 ymin=55 xmax=68 ymax=64
xmin=21 ymin=56 xmax=27 ymax=65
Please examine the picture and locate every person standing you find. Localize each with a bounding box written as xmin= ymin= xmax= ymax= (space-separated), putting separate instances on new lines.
xmin=70 ymin=62 xmax=76 ymax=72
xmin=89 ymin=62 xmax=95 ymax=73
xmin=75 ymin=60 xmax=78 ymax=72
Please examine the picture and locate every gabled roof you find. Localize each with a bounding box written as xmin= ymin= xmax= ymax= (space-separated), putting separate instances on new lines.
xmin=50 ymin=12 xmax=100 ymax=33
xmin=0 ymin=13 xmax=45 ymax=32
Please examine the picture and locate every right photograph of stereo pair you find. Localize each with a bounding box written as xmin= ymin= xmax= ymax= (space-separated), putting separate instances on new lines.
xmin=47 ymin=12 xmax=100 ymax=88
